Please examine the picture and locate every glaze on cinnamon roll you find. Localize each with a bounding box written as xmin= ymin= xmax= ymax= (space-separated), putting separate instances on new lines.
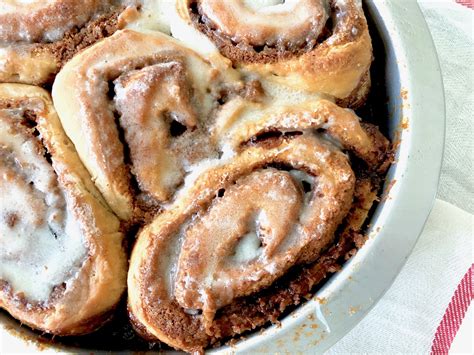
xmin=215 ymin=97 xmax=389 ymax=172
xmin=52 ymin=29 xmax=253 ymax=221
xmin=0 ymin=0 xmax=122 ymax=85
xmin=128 ymin=106 xmax=390 ymax=351
xmin=0 ymin=84 xmax=127 ymax=335
xmin=0 ymin=1 xmax=392 ymax=350
xmin=174 ymin=0 xmax=372 ymax=108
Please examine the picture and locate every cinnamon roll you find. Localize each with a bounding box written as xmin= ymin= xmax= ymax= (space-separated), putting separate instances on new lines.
xmin=128 ymin=103 xmax=390 ymax=351
xmin=0 ymin=0 xmax=123 ymax=85
xmin=215 ymin=97 xmax=389 ymax=172
xmin=1 ymin=1 xmax=392 ymax=351
xmin=172 ymin=0 xmax=373 ymax=108
xmin=0 ymin=84 xmax=127 ymax=335
xmin=52 ymin=29 xmax=255 ymax=222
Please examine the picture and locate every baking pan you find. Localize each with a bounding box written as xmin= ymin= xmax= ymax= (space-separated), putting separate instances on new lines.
xmin=0 ymin=0 xmax=445 ymax=353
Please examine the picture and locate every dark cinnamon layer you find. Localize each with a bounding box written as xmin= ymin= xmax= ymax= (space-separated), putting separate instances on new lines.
xmin=188 ymin=0 xmax=363 ymax=65
xmin=129 ymin=175 xmax=381 ymax=350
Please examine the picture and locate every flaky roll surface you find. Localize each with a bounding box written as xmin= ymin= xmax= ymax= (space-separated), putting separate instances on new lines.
xmin=128 ymin=92 xmax=390 ymax=351
xmin=52 ymin=29 xmax=255 ymax=221
xmin=128 ymin=136 xmax=350 ymax=351
xmin=173 ymin=0 xmax=372 ymax=107
xmin=0 ymin=84 xmax=126 ymax=335
xmin=0 ymin=0 xmax=121 ymax=85
xmin=1 ymin=2 xmax=391 ymax=351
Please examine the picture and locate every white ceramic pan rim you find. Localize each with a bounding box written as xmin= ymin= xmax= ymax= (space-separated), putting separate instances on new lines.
xmin=0 ymin=0 xmax=445 ymax=353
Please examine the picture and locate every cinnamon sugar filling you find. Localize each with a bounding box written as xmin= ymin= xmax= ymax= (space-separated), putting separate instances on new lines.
xmin=36 ymin=22 xmax=392 ymax=351
xmin=189 ymin=0 xmax=364 ymax=65
xmin=79 ymin=53 xmax=263 ymax=222
xmin=45 ymin=8 xmax=122 ymax=69
xmin=208 ymin=175 xmax=380 ymax=344
xmin=129 ymin=169 xmax=381 ymax=350
xmin=104 ymin=69 xmax=230 ymax=222
xmin=12 ymin=8 xmax=123 ymax=84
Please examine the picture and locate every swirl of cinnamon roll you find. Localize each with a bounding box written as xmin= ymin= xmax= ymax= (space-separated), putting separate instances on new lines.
xmin=128 ymin=135 xmax=352 ymax=351
xmin=52 ymin=29 xmax=250 ymax=221
xmin=0 ymin=0 xmax=122 ymax=85
xmin=128 ymin=113 xmax=390 ymax=352
xmin=0 ymin=84 xmax=126 ymax=335
xmin=174 ymin=0 xmax=372 ymax=108
xmin=214 ymin=96 xmax=390 ymax=172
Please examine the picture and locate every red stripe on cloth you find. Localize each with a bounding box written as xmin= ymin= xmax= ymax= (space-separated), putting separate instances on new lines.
xmin=456 ymin=0 xmax=474 ymax=9
xmin=431 ymin=265 xmax=474 ymax=354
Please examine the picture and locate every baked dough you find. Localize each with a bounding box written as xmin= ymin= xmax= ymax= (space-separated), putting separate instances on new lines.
xmin=0 ymin=1 xmax=392 ymax=352
xmin=0 ymin=0 xmax=121 ymax=85
xmin=128 ymin=95 xmax=389 ymax=351
xmin=0 ymin=84 xmax=126 ymax=335
xmin=172 ymin=0 xmax=373 ymax=107
xmin=52 ymin=29 xmax=252 ymax=221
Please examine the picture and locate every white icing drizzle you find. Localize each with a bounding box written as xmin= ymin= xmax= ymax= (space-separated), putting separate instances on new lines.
xmin=0 ymin=0 xmax=112 ymax=44
xmin=162 ymin=225 xmax=187 ymax=298
xmin=198 ymin=0 xmax=330 ymax=46
xmin=0 ymin=114 xmax=87 ymax=302
xmin=231 ymin=231 xmax=262 ymax=263
xmin=171 ymin=7 xmax=219 ymax=56
xmin=242 ymin=0 xmax=286 ymax=12
xmin=120 ymin=0 xmax=219 ymax=56
xmin=289 ymin=169 xmax=314 ymax=196
xmin=230 ymin=211 xmax=269 ymax=264
xmin=212 ymin=79 xmax=331 ymax=154
xmin=124 ymin=0 xmax=174 ymax=34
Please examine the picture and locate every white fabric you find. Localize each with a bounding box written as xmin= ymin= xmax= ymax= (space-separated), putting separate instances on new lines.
xmin=327 ymin=200 xmax=473 ymax=354
xmin=421 ymin=0 xmax=473 ymax=213
xmin=328 ymin=1 xmax=474 ymax=353
xmin=450 ymin=303 xmax=473 ymax=353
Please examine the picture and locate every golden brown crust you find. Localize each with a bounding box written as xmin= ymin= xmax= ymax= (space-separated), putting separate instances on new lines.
xmin=128 ymin=135 xmax=356 ymax=352
xmin=215 ymin=97 xmax=390 ymax=171
xmin=336 ymin=69 xmax=371 ymax=109
xmin=0 ymin=2 xmax=392 ymax=351
xmin=127 ymin=131 xmax=388 ymax=352
xmin=177 ymin=0 xmax=373 ymax=105
xmin=0 ymin=1 xmax=121 ymax=85
xmin=52 ymin=29 xmax=245 ymax=221
xmin=0 ymin=84 xmax=127 ymax=335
